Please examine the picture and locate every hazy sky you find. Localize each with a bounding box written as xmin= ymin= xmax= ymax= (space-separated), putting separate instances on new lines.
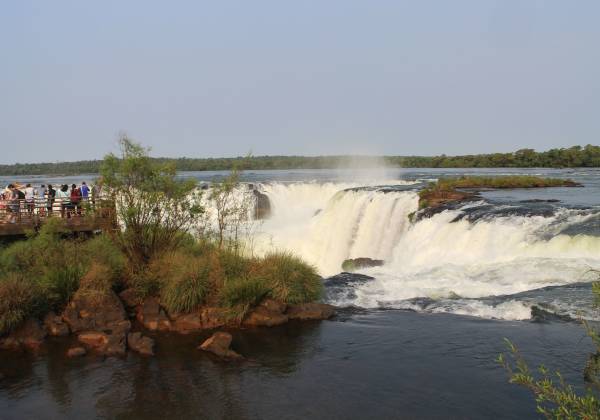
xmin=1 ymin=1 xmax=599 ymax=164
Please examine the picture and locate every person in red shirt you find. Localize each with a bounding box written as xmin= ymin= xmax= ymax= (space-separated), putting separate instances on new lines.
xmin=70 ymin=184 xmax=82 ymax=216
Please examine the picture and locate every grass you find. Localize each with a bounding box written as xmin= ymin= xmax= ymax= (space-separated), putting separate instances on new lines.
xmin=257 ymin=251 xmax=322 ymax=304
xmin=159 ymin=254 xmax=211 ymax=314
xmin=0 ymin=275 xmax=44 ymax=335
xmin=219 ymin=277 xmax=270 ymax=321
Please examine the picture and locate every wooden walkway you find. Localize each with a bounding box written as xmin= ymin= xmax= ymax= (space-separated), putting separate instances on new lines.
xmin=0 ymin=198 xmax=116 ymax=236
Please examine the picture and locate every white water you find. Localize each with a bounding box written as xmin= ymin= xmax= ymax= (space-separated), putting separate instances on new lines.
xmin=250 ymin=181 xmax=600 ymax=320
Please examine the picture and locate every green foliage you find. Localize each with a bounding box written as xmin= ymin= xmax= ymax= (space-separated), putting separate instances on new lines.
xmin=258 ymin=251 xmax=322 ymax=304
xmin=498 ymin=278 xmax=600 ymax=419
xmin=100 ymin=135 xmax=205 ymax=266
xmin=219 ymin=277 xmax=270 ymax=322
xmin=499 ymin=339 xmax=600 ymax=419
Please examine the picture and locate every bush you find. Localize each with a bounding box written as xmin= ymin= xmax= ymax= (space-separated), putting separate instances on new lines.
xmin=0 ymin=275 xmax=44 ymax=335
xmin=257 ymin=251 xmax=322 ymax=304
xmin=79 ymin=235 xmax=125 ymax=285
xmin=219 ymin=277 xmax=270 ymax=322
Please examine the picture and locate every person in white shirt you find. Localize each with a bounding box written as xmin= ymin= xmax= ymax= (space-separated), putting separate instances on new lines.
xmin=24 ymin=183 xmax=35 ymax=214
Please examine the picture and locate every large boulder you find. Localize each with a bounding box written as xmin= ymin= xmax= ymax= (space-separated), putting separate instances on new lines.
xmin=199 ymin=331 xmax=242 ymax=359
xmin=341 ymin=258 xmax=384 ymax=272
xmin=253 ymin=190 xmax=271 ymax=220
xmin=286 ymin=303 xmax=336 ymax=320
xmin=119 ymin=288 xmax=142 ymax=314
xmin=136 ymin=297 xmax=172 ymax=331
xmin=243 ymin=299 xmax=288 ymax=327
xmin=62 ymin=289 xmax=127 ymax=333
xmin=76 ymin=320 xmax=130 ymax=356
xmin=127 ymin=332 xmax=155 ymax=356
xmin=43 ymin=312 xmax=70 ymax=336
xmin=0 ymin=318 xmax=47 ymax=351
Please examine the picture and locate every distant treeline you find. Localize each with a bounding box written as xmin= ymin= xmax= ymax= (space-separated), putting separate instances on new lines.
xmin=1 ymin=145 xmax=599 ymax=175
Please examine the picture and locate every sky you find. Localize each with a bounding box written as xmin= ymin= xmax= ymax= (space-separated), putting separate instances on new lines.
xmin=1 ymin=1 xmax=599 ymax=164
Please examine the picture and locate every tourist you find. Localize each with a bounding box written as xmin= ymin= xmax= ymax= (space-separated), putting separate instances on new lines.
xmin=37 ymin=184 xmax=47 ymax=216
xmin=70 ymin=184 xmax=82 ymax=216
xmin=91 ymin=181 xmax=102 ymax=206
xmin=80 ymin=182 xmax=90 ymax=201
xmin=56 ymin=184 xmax=70 ymax=218
xmin=47 ymin=184 xmax=56 ymax=215
xmin=24 ymin=183 xmax=35 ymax=215
xmin=7 ymin=184 xmax=19 ymax=223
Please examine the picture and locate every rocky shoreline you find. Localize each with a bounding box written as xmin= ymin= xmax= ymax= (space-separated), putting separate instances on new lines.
xmin=0 ymin=286 xmax=335 ymax=360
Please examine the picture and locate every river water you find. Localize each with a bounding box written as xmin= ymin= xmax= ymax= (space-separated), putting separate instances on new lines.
xmin=1 ymin=168 xmax=599 ymax=418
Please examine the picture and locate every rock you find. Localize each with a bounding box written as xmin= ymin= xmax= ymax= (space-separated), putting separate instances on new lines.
xmin=286 ymin=303 xmax=336 ymax=320
xmin=78 ymin=331 xmax=109 ymax=348
xmin=62 ymin=289 xmax=127 ymax=333
xmin=259 ymin=298 xmax=287 ymax=314
xmin=341 ymin=258 xmax=384 ymax=272
xmin=44 ymin=312 xmax=70 ymax=336
xmin=67 ymin=347 xmax=86 ymax=357
xmin=77 ymin=320 xmax=131 ymax=356
xmin=253 ymin=190 xmax=271 ymax=220
xmin=199 ymin=332 xmax=242 ymax=359
xmin=136 ymin=297 xmax=172 ymax=331
xmin=243 ymin=306 xmax=288 ymax=327
xmin=170 ymin=307 xmax=228 ymax=333
xmin=0 ymin=318 xmax=47 ymax=351
xmin=127 ymin=332 xmax=155 ymax=356
xmin=119 ymin=288 xmax=142 ymax=310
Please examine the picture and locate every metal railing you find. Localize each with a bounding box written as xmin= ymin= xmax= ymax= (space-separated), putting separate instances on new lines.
xmin=0 ymin=197 xmax=114 ymax=225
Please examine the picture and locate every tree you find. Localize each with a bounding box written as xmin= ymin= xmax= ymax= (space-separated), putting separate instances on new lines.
xmin=100 ymin=135 xmax=205 ymax=267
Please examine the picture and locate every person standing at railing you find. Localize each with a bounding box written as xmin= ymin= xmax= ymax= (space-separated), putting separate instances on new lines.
xmin=81 ymin=182 xmax=90 ymax=202
xmin=24 ymin=184 xmax=35 ymax=215
xmin=47 ymin=184 xmax=56 ymax=215
xmin=56 ymin=184 xmax=70 ymax=218
xmin=7 ymin=184 xmax=19 ymax=223
xmin=37 ymin=184 xmax=47 ymax=216
xmin=70 ymin=184 xmax=82 ymax=216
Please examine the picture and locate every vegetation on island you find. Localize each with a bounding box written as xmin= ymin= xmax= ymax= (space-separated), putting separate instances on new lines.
xmin=418 ymin=175 xmax=580 ymax=210
xmin=0 ymin=136 xmax=322 ymax=336
xmin=2 ymin=145 xmax=600 ymax=175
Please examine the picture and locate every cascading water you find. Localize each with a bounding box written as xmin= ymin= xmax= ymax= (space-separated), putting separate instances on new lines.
xmin=249 ymin=180 xmax=600 ymax=321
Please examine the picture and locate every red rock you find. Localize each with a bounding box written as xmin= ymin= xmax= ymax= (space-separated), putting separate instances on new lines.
xmin=67 ymin=347 xmax=86 ymax=357
xmin=136 ymin=298 xmax=172 ymax=331
xmin=118 ymin=288 xmax=142 ymax=309
xmin=199 ymin=332 xmax=242 ymax=359
xmin=259 ymin=298 xmax=287 ymax=314
xmin=78 ymin=331 xmax=109 ymax=348
xmin=0 ymin=318 xmax=47 ymax=351
xmin=62 ymin=289 xmax=127 ymax=333
xmin=127 ymin=332 xmax=155 ymax=356
xmin=286 ymin=303 xmax=336 ymax=320
xmin=44 ymin=312 xmax=70 ymax=336
xmin=243 ymin=306 xmax=288 ymax=327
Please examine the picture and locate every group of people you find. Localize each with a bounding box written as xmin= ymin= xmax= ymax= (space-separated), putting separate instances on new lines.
xmin=0 ymin=181 xmax=102 ymax=223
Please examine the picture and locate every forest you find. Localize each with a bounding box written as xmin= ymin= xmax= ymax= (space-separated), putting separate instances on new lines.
xmin=1 ymin=145 xmax=599 ymax=175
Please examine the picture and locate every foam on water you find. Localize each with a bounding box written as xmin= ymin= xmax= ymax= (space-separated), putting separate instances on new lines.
xmin=250 ymin=181 xmax=600 ymax=320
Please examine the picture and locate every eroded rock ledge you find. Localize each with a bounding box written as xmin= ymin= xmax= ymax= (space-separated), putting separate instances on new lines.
xmin=0 ymin=288 xmax=335 ymax=359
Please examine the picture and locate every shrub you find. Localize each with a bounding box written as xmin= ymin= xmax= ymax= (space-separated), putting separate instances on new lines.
xmin=219 ymin=277 xmax=270 ymax=322
xmin=257 ymin=251 xmax=322 ymax=304
xmin=0 ymin=275 xmax=44 ymax=335
xmin=80 ymin=235 xmax=125 ymax=285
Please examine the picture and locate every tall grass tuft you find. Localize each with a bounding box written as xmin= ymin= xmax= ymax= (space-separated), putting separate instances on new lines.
xmin=258 ymin=251 xmax=322 ymax=304
xmin=219 ymin=277 xmax=270 ymax=322
xmin=152 ymin=252 xmax=212 ymax=314
xmin=0 ymin=275 xmax=43 ymax=335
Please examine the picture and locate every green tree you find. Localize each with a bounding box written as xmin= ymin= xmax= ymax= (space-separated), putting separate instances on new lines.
xmin=100 ymin=135 xmax=205 ymax=266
